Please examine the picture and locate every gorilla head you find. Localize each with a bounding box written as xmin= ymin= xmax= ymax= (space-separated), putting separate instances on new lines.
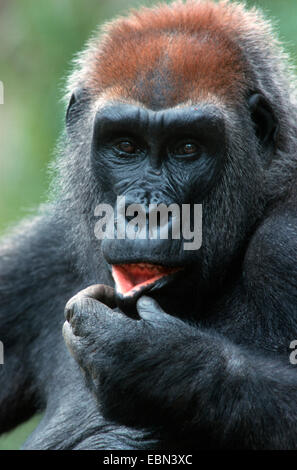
xmin=62 ymin=0 xmax=285 ymax=320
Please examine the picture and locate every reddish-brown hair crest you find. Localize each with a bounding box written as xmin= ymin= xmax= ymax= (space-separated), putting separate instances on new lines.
xmin=67 ymin=0 xmax=282 ymax=108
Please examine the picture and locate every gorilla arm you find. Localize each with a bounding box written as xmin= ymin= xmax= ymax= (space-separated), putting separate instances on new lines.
xmin=0 ymin=214 xmax=80 ymax=433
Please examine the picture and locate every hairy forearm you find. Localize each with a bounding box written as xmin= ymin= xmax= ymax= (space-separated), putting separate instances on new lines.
xmin=147 ymin=331 xmax=297 ymax=449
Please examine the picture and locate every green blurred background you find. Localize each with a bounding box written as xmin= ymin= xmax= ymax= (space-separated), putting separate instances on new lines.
xmin=0 ymin=0 xmax=296 ymax=450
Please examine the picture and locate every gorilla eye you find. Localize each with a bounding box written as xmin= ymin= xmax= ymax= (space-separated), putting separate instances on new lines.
xmin=174 ymin=142 xmax=199 ymax=156
xmin=116 ymin=140 xmax=137 ymax=154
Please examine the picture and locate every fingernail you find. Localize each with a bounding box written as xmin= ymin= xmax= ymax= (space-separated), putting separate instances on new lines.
xmin=138 ymin=297 xmax=152 ymax=306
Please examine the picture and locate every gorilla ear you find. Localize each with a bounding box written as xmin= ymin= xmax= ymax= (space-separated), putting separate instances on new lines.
xmin=248 ymin=93 xmax=279 ymax=147
xmin=66 ymin=87 xmax=86 ymax=125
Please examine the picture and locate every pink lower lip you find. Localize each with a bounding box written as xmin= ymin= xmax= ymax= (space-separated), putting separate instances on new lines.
xmin=111 ymin=263 xmax=182 ymax=297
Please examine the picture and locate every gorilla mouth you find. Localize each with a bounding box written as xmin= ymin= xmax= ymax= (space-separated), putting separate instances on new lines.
xmin=111 ymin=263 xmax=182 ymax=297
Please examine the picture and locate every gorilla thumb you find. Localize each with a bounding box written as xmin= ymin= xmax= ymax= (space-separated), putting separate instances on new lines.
xmin=137 ymin=296 xmax=168 ymax=322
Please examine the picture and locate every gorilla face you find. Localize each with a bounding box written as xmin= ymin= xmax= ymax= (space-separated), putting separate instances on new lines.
xmin=65 ymin=73 xmax=278 ymax=317
xmin=88 ymin=93 xmax=277 ymax=311
xmin=90 ymin=102 xmax=226 ymax=310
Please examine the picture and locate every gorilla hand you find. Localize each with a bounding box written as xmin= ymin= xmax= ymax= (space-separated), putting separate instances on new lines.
xmin=62 ymin=286 xmax=202 ymax=430
xmin=63 ymin=285 xmax=297 ymax=449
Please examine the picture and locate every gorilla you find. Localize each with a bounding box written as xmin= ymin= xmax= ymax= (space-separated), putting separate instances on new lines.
xmin=0 ymin=0 xmax=297 ymax=450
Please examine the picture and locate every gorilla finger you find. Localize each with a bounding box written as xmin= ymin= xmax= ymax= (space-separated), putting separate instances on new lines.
xmin=64 ymin=284 xmax=115 ymax=322
xmin=75 ymin=284 xmax=116 ymax=308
